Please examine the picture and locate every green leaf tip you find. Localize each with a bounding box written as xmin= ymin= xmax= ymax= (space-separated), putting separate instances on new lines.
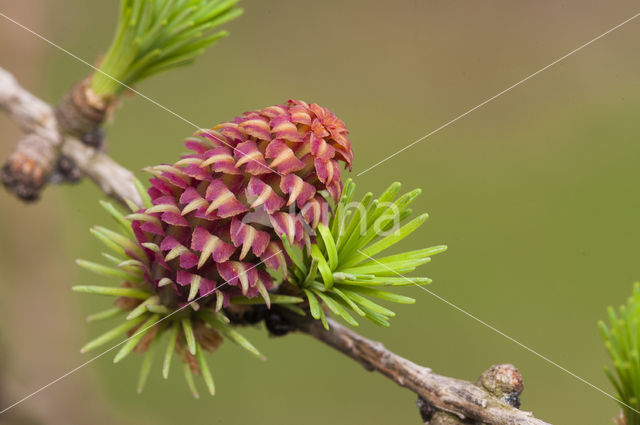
xmin=162 ymin=322 xmax=179 ymax=380
xmin=196 ymin=343 xmax=216 ymax=396
xmin=113 ymin=314 xmax=161 ymax=364
xmin=137 ymin=330 xmax=159 ymax=393
xmin=86 ymin=307 xmax=124 ymax=323
xmin=91 ymin=0 xmax=243 ymax=96
xmin=72 ymin=285 xmax=151 ymax=300
xmin=230 ymin=294 xmax=304 ymax=305
xmin=181 ymin=317 xmax=197 ymax=356
xmin=76 ymin=259 xmax=142 ymax=282
xmin=199 ymin=312 xmax=265 ymax=360
xmin=183 ymin=363 xmax=200 ymax=399
xmin=283 ymin=179 xmax=445 ymax=329
xmin=133 ymin=176 xmax=152 ymax=208
xmin=80 ymin=314 xmax=148 ymax=354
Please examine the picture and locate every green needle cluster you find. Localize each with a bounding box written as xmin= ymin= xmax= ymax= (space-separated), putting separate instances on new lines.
xmin=600 ymin=283 xmax=640 ymax=424
xmin=282 ymin=179 xmax=447 ymax=329
xmin=91 ymin=0 xmax=242 ymax=96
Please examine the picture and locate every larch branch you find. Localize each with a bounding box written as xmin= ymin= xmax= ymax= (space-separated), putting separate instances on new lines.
xmin=0 ymin=66 xmax=140 ymax=206
xmin=278 ymin=309 xmax=551 ymax=425
xmin=0 ymin=65 xmax=553 ymax=425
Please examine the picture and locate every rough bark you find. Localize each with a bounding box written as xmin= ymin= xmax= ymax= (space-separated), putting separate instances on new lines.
xmin=278 ymin=309 xmax=550 ymax=425
xmin=0 ymin=67 xmax=140 ymax=205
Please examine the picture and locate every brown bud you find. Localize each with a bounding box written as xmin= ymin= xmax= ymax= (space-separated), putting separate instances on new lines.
xmin=613 ymin=410 xmax=627 ymax=425
xmin=194 ymin=320 xmax=223 ymax=353
xmin=52 ymin=79 xmax=110 ymax=183
xmin=224 ymin=304 xmax=255 ymax=323
xmin=114 ymin=296 xmax=141 ymax=311
xmin=114 ymin=282 xmax=143 ymax=310
xmin=476 ymin=364 xmax=524 ymax=408
xmin=133 ymin=324 xmax=159 ymax=354
xmin=54 ymin=79 xmax=109 ymax=138
xmin=177 ymin=341 xmax=201 ymax=375
xmin=1 ymin=134 xmax=56 ymax=201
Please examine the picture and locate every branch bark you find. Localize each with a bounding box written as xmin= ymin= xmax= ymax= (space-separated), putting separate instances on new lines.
xmin=0 ymin=66 xmax=553 ymax=425
xmin=278 ymin=309 xmax=550 ymax=425
xmin=0 ymin=67 xmax=140 ymax=206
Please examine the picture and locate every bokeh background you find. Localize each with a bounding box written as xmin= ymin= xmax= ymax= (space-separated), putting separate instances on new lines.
xmin=1 ymin=1 xmax=640 ymax=423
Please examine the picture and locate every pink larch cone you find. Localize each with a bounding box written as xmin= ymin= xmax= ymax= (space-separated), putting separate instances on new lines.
xmin=130 ymin=100 xmax=353 ymax=308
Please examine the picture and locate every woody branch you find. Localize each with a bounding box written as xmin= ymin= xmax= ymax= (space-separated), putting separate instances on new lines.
xmin=0 ymin=66 xmax=140 ymax=205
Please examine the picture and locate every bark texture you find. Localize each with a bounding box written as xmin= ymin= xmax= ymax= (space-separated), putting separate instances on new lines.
xmin=0 ymin=67 xmax=140 ymax=205
xmin=278 ymin=309 xmax=550 ymax=425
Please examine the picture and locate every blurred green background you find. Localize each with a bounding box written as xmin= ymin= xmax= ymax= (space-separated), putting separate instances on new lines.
xmin=1 ymin=1 xmax=640 ymax=424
